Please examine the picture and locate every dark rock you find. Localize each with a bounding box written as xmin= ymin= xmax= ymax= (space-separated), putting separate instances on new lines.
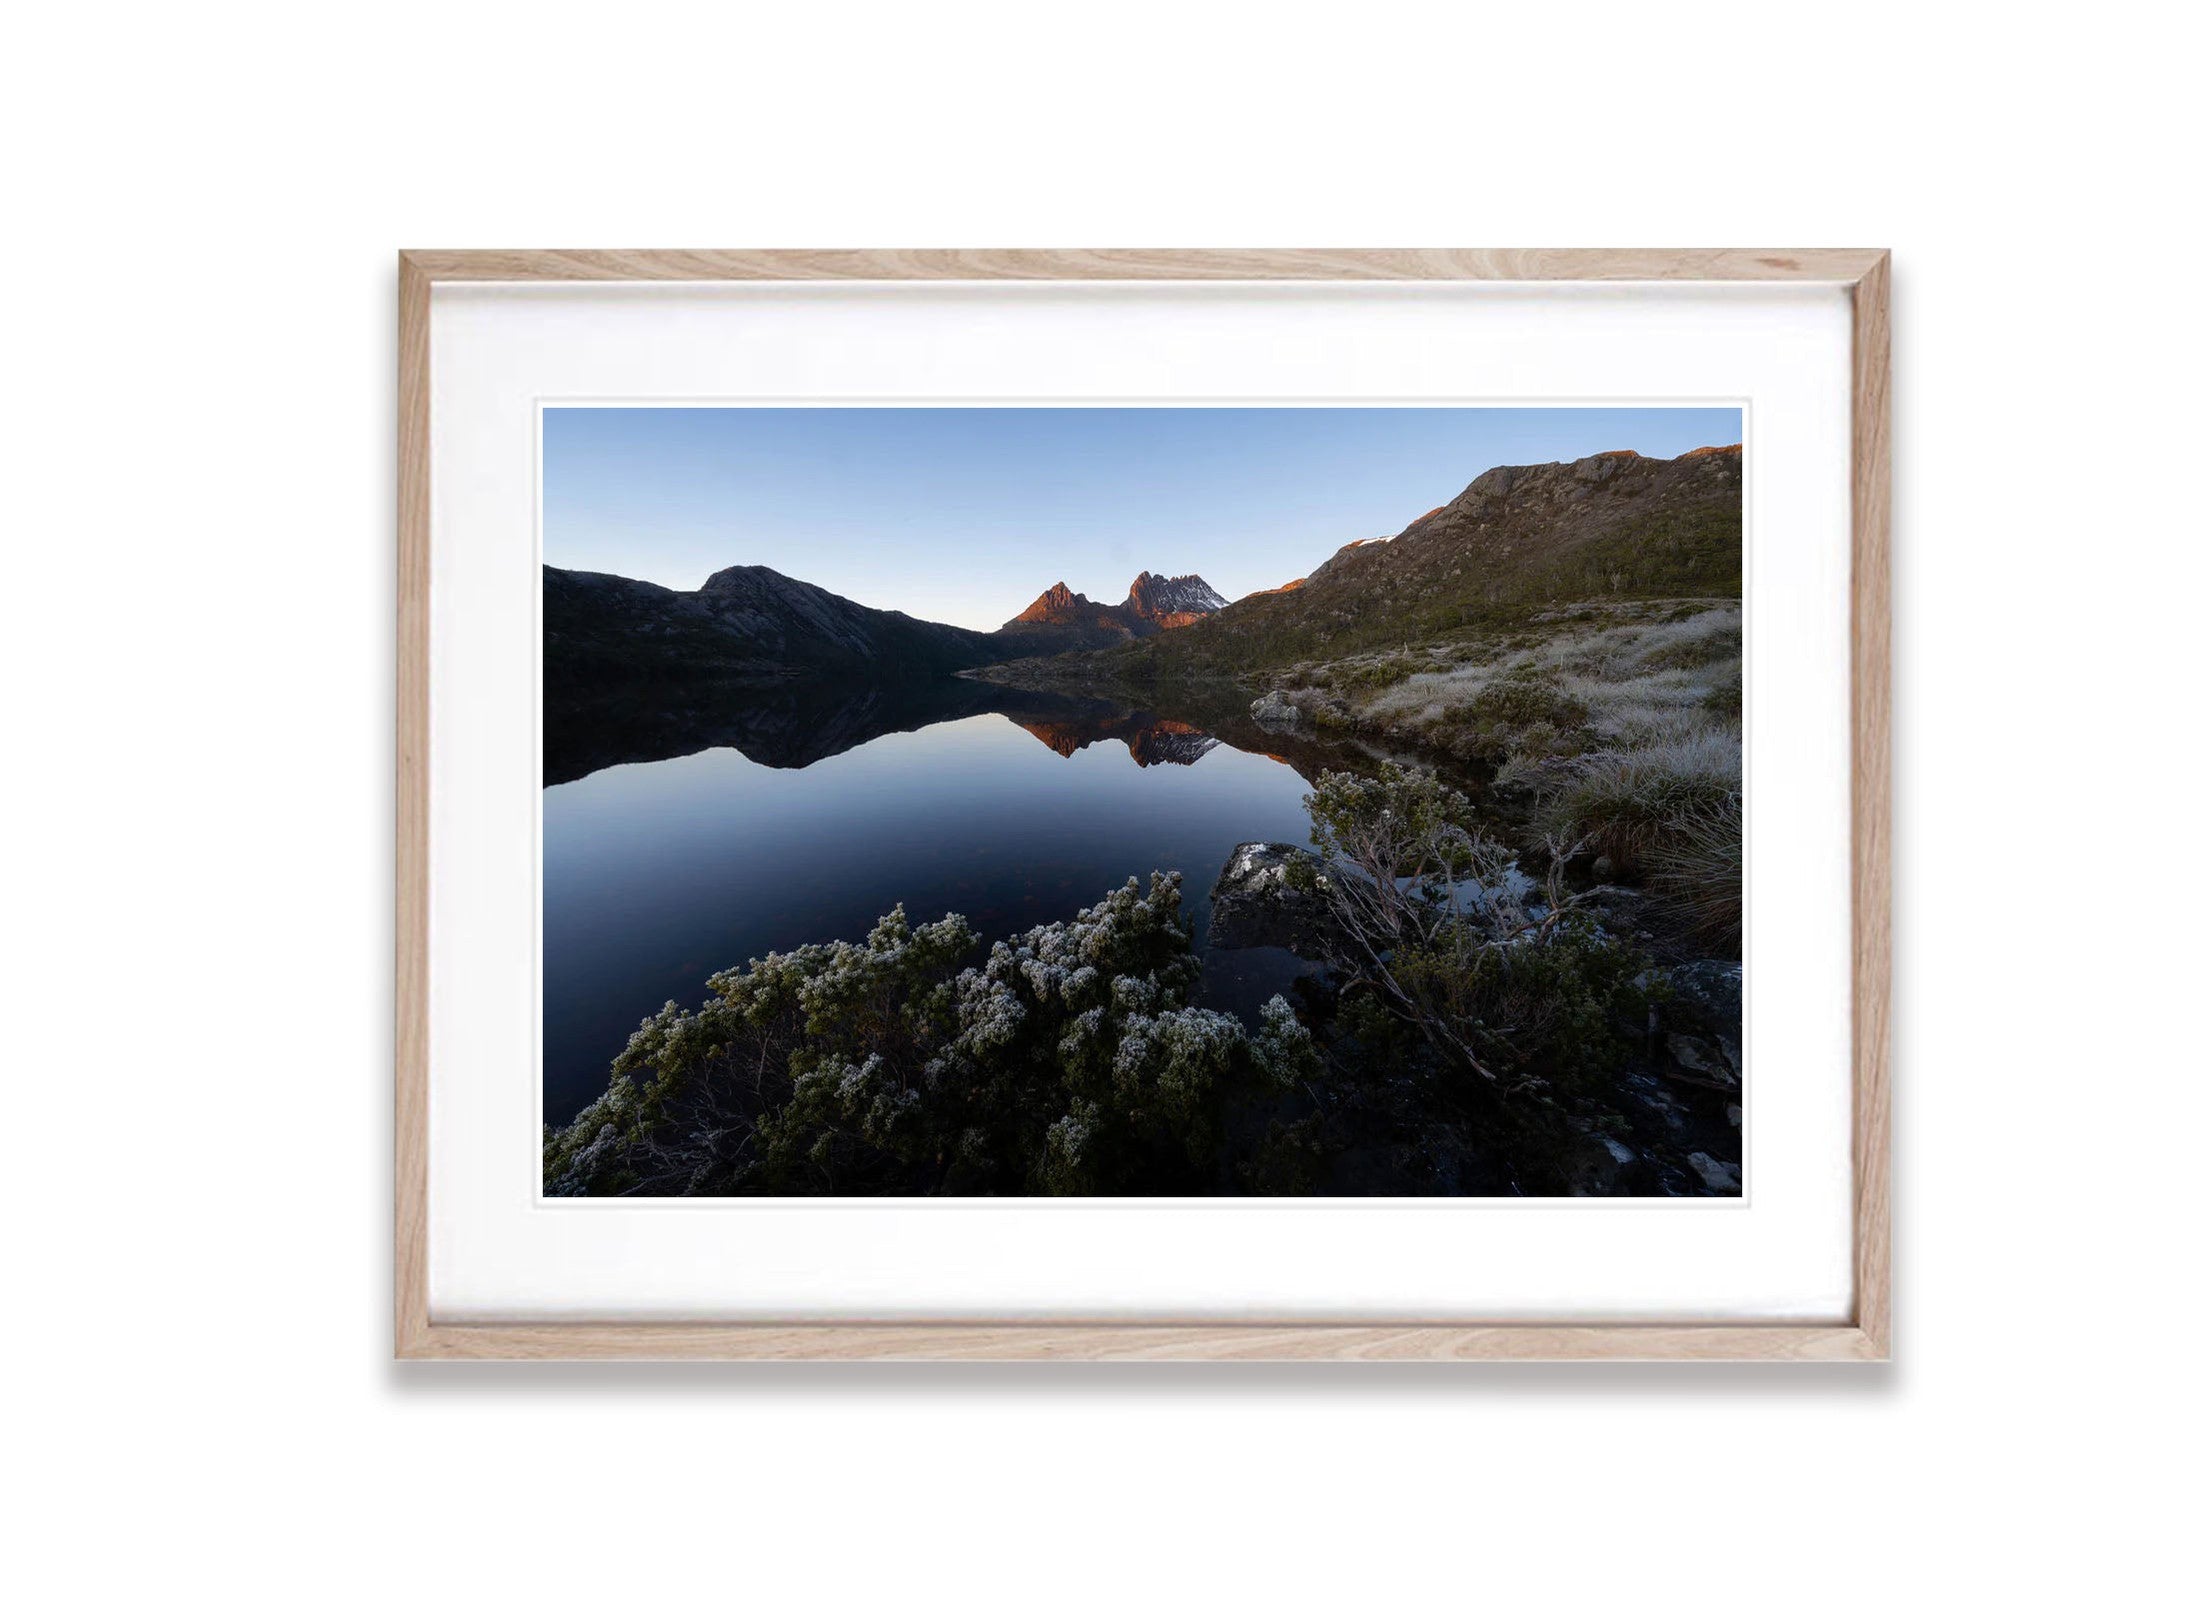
xmin=1664 ymin=1031 xmax=1742 ymax=1094
xmin=1595 ymin=1068 xmax=1742 ymax=1196
xmin=1558 ymin=1129 xmax=1640 ymax=1197
xmin=1614 ymin=1071 xmax=1693 ymax=1136
xmin=1687 ymin=1151 xmax=1742 ymax=1195
xmin=1654 ymin=959 xmax=1743 ymax=1096
xmin=1209 ymin=841 xmax=1330 ymax=954
xmin=1666 ymin=959 xmax=1742 ymax=1045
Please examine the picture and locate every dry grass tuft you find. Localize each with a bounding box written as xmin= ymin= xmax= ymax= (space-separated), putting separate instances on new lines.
xmin=1547 ymin=728 xmax=1741 ymax=870
xmin=1642 ymin=800 xmax=1743 ymax=956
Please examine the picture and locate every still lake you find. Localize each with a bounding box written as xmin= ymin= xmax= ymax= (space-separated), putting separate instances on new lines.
xmin=541 ymin=682 xmax=1336 ymax=1127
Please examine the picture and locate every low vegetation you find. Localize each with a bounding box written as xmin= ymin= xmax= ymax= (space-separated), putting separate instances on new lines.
xmin=977 ymin=600 xmax=1744 ymax=960
xmin=1246 ymin=601 xmax=1742 ymax=940
xmin=1345 ymin=600 xmax=1739 ymax=752
xmin=545 ymin=874 xmax=1317 ymax=1198
xmin=1284 ymin=765 xmax=1651 ymax=1107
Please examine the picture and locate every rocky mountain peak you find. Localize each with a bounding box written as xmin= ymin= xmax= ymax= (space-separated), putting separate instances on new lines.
xmin=1012 ymin=581 xmax=1092 ymax=624
xmin=1125 ymin=571 xmax=1227 ymax=619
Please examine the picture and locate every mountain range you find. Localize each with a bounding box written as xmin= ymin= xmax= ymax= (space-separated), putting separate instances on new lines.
xmin=544 ymin=446 xmax=1740 ymax=693
xmin=547 ymin=563 xmax=1234 ymax=692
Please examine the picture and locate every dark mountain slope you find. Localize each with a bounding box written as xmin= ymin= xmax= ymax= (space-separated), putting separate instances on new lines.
xmin=545 ymin=563 xmax=1051 ymax=692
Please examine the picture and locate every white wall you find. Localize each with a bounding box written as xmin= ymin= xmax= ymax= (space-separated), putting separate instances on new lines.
xmin=7 ymin=3 xmax=2188 ymax=1593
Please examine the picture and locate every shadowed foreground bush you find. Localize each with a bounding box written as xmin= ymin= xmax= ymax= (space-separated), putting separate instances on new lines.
xmin=543 ymin=874 xmax=1315 ymax=1198
xmin=1285 ymin=764 xmax=1651 ymax=1107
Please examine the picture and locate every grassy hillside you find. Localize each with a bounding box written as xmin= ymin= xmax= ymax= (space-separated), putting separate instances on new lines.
xmin=1100 ymin=446 xmax=1742 ymax=679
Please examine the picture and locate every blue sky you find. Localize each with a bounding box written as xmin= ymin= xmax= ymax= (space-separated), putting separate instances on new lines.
xmin=544 ymin=406 xmax=1742 ymax=633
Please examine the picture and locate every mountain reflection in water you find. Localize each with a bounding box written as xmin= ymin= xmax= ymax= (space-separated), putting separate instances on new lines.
xmin=545 ymin=674 xmax=1344 ymax=789
xmin=541 ymin=677 xmax=1367 ymax=1126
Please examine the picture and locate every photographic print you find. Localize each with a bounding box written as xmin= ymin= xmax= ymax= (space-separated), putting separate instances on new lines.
xmin=540 ymin=405 xmax=1744 ymax=1201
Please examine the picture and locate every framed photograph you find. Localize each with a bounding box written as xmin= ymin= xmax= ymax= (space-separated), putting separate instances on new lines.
xmin=397 ymin=249 xmax=1889 ymax=1359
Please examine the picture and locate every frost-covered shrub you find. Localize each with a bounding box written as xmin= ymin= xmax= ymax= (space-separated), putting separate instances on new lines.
xmin=1434 ymin=676 xmax=1593 ymax=759
xmin=1458 ymin=676 xmax=1591 ymax=733
xmin=1289 ymin=763 xmax=1648 ymax=1104
xmin=544 ymin=874 xmax=1312 ymax=1198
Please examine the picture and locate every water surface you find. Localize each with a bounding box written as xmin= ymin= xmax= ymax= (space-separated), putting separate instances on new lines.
xmin=542 ymin=682 xmax=1338 ymax=1126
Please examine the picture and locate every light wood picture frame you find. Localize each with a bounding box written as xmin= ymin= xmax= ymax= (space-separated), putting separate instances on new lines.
xmin=397 ymin=248 xmax=1890 ymax=1360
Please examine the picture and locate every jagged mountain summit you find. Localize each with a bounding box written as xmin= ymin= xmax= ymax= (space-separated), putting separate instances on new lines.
xmin=1124 ymin=571 xmax=1227 ymax=625
xmin=999 ymin=569 xmax=1229 ymax=649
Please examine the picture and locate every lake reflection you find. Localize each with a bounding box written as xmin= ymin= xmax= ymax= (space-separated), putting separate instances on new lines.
xmin=542 ymin=681 xmax=1331 ymax=1126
